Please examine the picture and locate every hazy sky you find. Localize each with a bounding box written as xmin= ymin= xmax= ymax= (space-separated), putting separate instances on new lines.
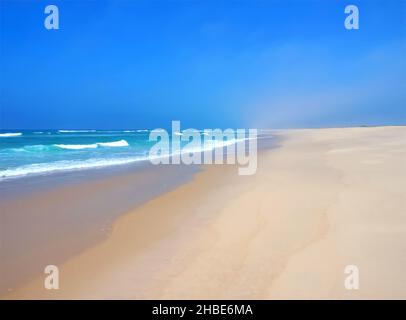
xmin=1 ymin=0 xmax=405 ymax=129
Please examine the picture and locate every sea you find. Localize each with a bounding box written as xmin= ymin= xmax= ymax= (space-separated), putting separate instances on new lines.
xmin=0 ymin=129 xmax=243 ymax=180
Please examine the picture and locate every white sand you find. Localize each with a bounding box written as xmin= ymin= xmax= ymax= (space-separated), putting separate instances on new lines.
xmin=4 ymin=126 xmax=406 ymax=299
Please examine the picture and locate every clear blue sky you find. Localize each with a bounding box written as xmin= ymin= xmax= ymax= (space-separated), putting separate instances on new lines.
xmin=0 ymin=0 xmax=405 ymax=129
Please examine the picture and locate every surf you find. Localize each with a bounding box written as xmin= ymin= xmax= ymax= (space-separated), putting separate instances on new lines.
xmin=0 ymin=156 xmax=148 ymax=180
xmin=0 ymin=132 xmax=22 ymax=137
xmin=54 ymin=140 xmax=129 ymax=149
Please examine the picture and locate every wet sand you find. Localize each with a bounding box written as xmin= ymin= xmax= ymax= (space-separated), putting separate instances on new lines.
xmin=2 ymin=126 xmax=406 ymax=299
xmin=0 ymin=163 xmax=199 ymax=295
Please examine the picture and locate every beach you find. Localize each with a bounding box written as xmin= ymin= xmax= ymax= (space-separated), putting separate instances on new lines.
xmin=2 ymin=126 xmax=406 ymax=299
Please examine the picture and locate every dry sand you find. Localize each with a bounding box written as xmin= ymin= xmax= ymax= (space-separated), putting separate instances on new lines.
xmin=3 ymin=126 xmax=406 ymax=299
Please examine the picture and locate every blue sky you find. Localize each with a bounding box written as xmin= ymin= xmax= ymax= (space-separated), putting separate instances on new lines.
xmin=0 ymin=0 xmax=405 ymax=129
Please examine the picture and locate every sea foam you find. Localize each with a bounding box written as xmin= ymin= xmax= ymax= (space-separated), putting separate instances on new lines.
xmin=58 ymin=130 xmax=97 ymax=133
xmin=0 ymin=157 xmax=148 ymax=179
xmin=0 ymin=133 xmax=22 ymax=137
xmin=55 ymin=144 xmax=98 ymax=150
xmin=98 ymin=140 xmax=129 ymax=147
xmin=55 ymin=140 xmax=129 ymax=149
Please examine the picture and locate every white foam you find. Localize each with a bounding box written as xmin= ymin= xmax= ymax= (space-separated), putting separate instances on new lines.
xmin=55 ymin=144 xmax=98 ymax=150
xmin=0 ymin=137 xmax=250 ymax=180
xmin=0 ymin=157 xmax=148 ymax=180
xmin=54 ymin=140 xmax=129 ymax=150
xmin=98 ymin=140 xmax=129 ymax=147
xmin=0 ymin=133 xmax=22 ymax=137
xmin=58 ymin=130 xmax=97 ymax=133
xmin=179 ymin=137 xmax=246 ymax=154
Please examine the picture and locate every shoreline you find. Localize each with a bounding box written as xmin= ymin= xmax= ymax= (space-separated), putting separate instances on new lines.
xmin=2 ymin=126 xmax=406 ymax=299
xmin=0 ymin=134 xmax=276 ymax=295
xmin=0 ymin=162 xmax=201 ymax=295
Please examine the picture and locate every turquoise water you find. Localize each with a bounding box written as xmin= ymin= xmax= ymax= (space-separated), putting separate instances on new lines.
xmin=0 ymin=130 xmax=161 ymax=180
xmin=0 ymin=129 xmax=241 ymax=180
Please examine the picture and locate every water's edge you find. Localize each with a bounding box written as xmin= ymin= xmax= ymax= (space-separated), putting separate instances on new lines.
xmin=0 ymin=134 xmax=277 ymax=295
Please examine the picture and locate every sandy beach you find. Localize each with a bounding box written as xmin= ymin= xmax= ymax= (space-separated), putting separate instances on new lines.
xmin=2 ymin=126 xmax=406 ymax=299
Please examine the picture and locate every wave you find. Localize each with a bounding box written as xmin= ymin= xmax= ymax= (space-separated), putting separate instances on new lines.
xmin=55 ymin=143 xmax=98 ymax=150
xmin=0 ymin=137 xmax=251 ymax=180
xmin=9 ymin=145 xmax=55 ymax=153
xmin=0 ymin=132 xmax=22 ymax=137
xmin=1 ymin=140 xmax=130 ymax=154
xmin=98 ymin=140 xmax=129 ymax=147
xmin=58 ymin=130 xmax=97 ymax=133
xmin=0 ymin=157 xmax=149 ymax=180
xmin=182 ymin=137 xmax=246 ymax=153
xmin=55 ymin=140 xmax=129 ymax=150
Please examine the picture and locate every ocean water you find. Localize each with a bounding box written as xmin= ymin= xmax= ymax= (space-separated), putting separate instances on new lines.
xmin=0 ymin=129 xmax=242 ymax=180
